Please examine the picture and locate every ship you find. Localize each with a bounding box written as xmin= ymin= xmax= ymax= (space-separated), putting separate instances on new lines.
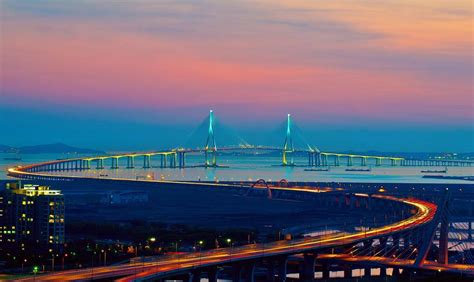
xmin=421 ymin=167 xmax=447 ymax=173
xmin=304 ymin=167 xmax=330 ymax=172
xmin=345 ymin=168 xmax=371 ymax=172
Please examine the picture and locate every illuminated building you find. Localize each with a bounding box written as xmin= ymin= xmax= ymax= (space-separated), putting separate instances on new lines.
xmin=0 ymin=182 xmax=65 ymax=252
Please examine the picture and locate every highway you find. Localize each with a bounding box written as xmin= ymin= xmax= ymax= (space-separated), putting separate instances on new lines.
xmin=317 ymin=254 xmax=474 ymax=274
xmin=15 ymin=194 xmax=437 ymax=281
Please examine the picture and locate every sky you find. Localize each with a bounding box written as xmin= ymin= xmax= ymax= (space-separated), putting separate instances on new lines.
xmin=0 ymin=0 xmax=473 ymax=152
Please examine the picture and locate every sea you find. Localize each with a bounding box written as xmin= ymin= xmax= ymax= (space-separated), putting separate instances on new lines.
xmin=1 ymin=153 xmax=473 ymax=184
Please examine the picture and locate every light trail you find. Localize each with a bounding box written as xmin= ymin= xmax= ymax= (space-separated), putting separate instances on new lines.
xmin=14 ymin=192 xmax=440 ymax=281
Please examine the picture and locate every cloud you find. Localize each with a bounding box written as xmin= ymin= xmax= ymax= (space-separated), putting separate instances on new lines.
xmin=1 ymin=0 xmax=472 ymax=128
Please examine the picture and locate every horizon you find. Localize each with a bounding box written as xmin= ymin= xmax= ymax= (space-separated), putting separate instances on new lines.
xmin=1 ymin=0 xmax=473 ymax=152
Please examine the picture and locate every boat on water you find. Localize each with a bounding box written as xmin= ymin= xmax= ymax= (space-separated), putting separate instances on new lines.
xmin=304 ymin=167 xmax=330 ymax=172
xmin=423 ymin=175 xmax=473 ymax=181
xmin=421 ymin=167 xmax=447 ymax=173
xmin=345 ymin=168 xmax=371 ymax=172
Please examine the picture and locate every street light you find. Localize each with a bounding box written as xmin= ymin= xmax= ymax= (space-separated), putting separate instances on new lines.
xmin=197 ymin=240 xmax=204 ymax=266
xmin=33 ymin=265 xmax=39 ymax=281
xmin=62 ymin=254 xmax=68 ymax=270
xmin=101 ymin=249 xmax=107 ymax=266
xmin=226 ymin=238 xmax=233 ymax=257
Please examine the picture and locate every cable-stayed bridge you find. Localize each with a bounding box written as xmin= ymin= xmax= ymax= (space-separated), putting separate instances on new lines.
xmin=6 ymin=110 xmax=474 ymax=281
xmin=10 ymin=110 xmax=473 ymax=175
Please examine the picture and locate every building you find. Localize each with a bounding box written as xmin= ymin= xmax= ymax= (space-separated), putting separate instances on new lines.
xmin=0 ymin=182 xmax=65 ymax=253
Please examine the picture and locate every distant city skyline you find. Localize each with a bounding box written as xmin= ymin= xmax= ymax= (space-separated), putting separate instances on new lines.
xmin=1 ymin=0 xmax=472 ymax=152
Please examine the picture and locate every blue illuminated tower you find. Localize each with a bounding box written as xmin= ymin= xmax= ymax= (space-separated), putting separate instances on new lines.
xmin=204 ymin=110 xmax=217 ymax=167
xmin=282 ymin=114 xmax=295 ymax=166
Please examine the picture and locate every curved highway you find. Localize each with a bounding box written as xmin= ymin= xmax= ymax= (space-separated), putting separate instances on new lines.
xmin=14 ymin=188 xmax=437 ymax=281
xmin=11 ymin=156 xmax=470 ymax=281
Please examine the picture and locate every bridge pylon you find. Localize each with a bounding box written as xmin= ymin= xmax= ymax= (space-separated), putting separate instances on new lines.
xmin=414 ymin=191 xmax=451 ymax=267
xmin=204 ymin=110 xmax=217 ymax=167
xmin=282 ymin=114 xmax=295 ymax=166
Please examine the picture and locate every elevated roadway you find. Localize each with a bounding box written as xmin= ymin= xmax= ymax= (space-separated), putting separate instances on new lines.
xmin=14 ymin=190 xmax=441 ymax=281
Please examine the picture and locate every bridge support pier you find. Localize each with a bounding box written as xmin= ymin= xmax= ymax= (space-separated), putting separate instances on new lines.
xmin=343 ymin=265 xmax=351 ymax=278
xmin=380 ymin=267 xmax=387 ymax=277
xmin=178 ymin=152 xmax=186 ymax=168
xmin=438 ymin=212 xmax=449 ymax=265
xmin=321 ymin=263 xmax=330 ymax=280
xmin=469 ymin=221 xmax=473 ymax=241
xmin=170 ymin=273 xmax=193 ymax=282
xmin=315 ymin=153 xmax=321 ymax=166
xmin=127 ymin=156 xmax=135 ymax=168
xmin=190 ymin=270 xmax=201 ymax=282
xmin=347 ymin=157 xmax=353 ymax=166
xmin=206 ymin=267 xmax=219 ymax=282
xmin=143 ymin=155 xmax=151 ymax=169
xmin=111 ymin=157 xmax=119 ymax=169
xmin=277 ymin=256 xmax=288 ymax=282
xmin=391 ymin=268 xmax=400 ymax=276
xmin=265 ymin=256 xmax=288 ymax=282
xmin=172 ymin=153 xmax=177 ymax=168
xmin=266 ymin=261 xmax=276 ymax=281
xmin=321 ymin=154 xmax=327 ymax=166
xmin=96 ymin=159 xmax=104 ymax=169
xmin=169 ymin=154 xmax=173 ymax=168
xmin=299 ymin=253 xmax=316 ymax=282
xmin=232 ymin=262 xmax=255 ymax=282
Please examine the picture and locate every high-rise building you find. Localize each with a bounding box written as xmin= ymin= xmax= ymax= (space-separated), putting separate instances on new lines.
xmin=0 ymin=182 xmax=65 ymax=253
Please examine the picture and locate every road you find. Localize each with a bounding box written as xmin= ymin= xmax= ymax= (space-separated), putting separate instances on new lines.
xmin=15 ymin=194 xmax=437 ymax=281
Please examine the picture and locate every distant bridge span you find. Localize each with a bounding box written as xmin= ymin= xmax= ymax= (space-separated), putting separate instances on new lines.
xmin=6 ymin=110 xmax=473 ymax=175
xmin=7 ymin=144 xmax=471 ymax=178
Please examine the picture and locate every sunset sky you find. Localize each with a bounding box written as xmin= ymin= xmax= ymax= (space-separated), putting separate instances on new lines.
xmin=1 ymin=0 xmax=472 ymax=151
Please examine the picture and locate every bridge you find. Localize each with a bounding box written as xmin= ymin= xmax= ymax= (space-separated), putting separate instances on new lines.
xmin=13 ymin=183 xmax=473 ymax=281
xmin=5 ymin=110 xmax=473 ymax=280
xmin=7 ymin=111 xmax=473 ymax=179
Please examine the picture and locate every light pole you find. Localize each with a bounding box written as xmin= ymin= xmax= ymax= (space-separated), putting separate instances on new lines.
xmin=198 ymin=240 xmax=204 ymax=266
xmin=91 ymin=252 xmax=95 ymax=280
xmin=22 ymin=259 xmax=27 ymax=272
xmin=101 ymin=249 xmax=107 ymax=266
xmin=32 ymin=265 xmax=39 ymax=281
xmin=226 ymin=238 xmax=233 ymax=257
xmin=62 ymin=254 xmax=67 ymax=270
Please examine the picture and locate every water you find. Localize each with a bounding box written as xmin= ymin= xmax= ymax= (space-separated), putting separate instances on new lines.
xmin=3 ymin=153 xmax=472 ymax=184
xmin=0 ymin=152 xmax=94 ymax=179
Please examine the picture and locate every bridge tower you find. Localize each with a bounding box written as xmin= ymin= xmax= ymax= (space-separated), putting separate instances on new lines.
xmin=414 ymin=191 xmax=451 ymax=267
xmin=205 ymin=110 xmax=217 ymax=167
xmin=282 ymin=114 xmax=295 ymax=166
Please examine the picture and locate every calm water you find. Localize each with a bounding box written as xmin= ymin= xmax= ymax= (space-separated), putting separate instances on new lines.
xmin=2 ymin=153 xmax=473 ymax=184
